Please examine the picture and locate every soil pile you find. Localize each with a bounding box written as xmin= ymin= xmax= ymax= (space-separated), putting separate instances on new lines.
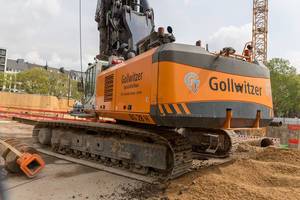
xmin=164 ymin=146 xmax=300 ymax=200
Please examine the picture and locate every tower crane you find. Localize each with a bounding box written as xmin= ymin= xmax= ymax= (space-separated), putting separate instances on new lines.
xmin=252 ymin=0 xmax=269 ymax=63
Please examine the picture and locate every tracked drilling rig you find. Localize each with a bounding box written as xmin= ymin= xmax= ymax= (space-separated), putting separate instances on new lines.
xmin=33 ymin=0 xmax=273 ymax=181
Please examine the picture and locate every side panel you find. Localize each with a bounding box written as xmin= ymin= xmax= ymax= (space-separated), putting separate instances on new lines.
xmin=95 ymin=48 xmax=158 ymax=124
xmin=114 ymin=54 xmax=153 ymax=113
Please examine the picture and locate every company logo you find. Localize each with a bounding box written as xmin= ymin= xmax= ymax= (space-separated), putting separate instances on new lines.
xmin=121 ymin=72 xmax=143 ymax=84
xmin=209 ymin=77 xmax=263 ymax=96
xmin=184 ymin=72 xmax=200 ymax=93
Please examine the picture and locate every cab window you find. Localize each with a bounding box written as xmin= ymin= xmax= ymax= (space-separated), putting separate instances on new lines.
xmin=85 ymin=66 xmax=96 ymax=98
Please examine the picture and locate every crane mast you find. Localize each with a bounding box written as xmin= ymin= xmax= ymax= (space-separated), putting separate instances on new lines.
xmin=252 ymin=0 xmax=269 ymax=63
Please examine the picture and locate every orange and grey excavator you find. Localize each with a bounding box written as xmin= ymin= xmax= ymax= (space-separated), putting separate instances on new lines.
xmin=34 ymin=0 xmax=273 ymax=181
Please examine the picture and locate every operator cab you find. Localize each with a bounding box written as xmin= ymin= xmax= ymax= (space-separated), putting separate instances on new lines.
xmin=84 ymin=61 xmax=108 ymax=109
xmin=71 ymin=61 xmax=108 ymax=118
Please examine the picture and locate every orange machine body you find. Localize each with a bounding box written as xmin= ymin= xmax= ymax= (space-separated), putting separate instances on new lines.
xmin=95 ymin=43 xmax=273 ymax=128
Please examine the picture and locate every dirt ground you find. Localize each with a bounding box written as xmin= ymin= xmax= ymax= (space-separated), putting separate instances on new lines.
xmin=161 ymin=144 xmax=300 ymax=200
xmin=1 ymin=120 xmax=300 ymax=200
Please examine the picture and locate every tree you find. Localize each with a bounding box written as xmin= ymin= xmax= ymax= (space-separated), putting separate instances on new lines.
xmin=268 ymin=58 xmax=297 ymax=75
xmin=17 ymin=68 xmax=50 ymax=94
xmin=0 ymin=72 xmax=4 ymax=89
xmin=70 ymin=79 xmax=83 ymax=100
xmin=16 ymin=68 xmax=83 ymax=100
xmin=267 ymin=58 xmax=300 ymax=117
xmin=0 ymin=72 xmax=19 ymax=92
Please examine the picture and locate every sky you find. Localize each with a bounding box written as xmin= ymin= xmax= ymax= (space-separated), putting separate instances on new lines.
xmin=0 ymin=0 xmax=299 ymax=72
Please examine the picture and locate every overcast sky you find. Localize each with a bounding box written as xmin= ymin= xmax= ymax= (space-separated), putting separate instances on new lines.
xmin=0 ymin=0 xmax=299 ymax=72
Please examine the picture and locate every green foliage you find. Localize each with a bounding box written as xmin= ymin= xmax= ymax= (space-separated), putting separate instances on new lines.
xmin=17 ymin=68 xmax=50 ymax=94
xmin=267 ymin=58 xmax=300 ymax=117
xmin=15 ymin=68 xmax=83 ymax=100
xmin=0 ymin=72 xmax=17 ymax=91
xmin=0 ymin=72 xmax=4 ymax=86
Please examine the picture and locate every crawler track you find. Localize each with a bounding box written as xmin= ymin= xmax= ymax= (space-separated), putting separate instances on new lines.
xmin=35 ymin=147 xmax=159 ymax=183
xmin=35 ymin=147 xmax=234 ymax=184
xmin=32 ymin=120 xmax=193 ymax=182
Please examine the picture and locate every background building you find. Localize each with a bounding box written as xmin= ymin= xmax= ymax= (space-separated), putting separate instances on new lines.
xmin=0 ymin=48 xmax=7 ymax=72
xmin=3 ymin=58 xmax=83 ymax=93
xmin=5 ymin=58 xmax=83 ymax=80
xmin=0 ymin=48 xmax=7 ymax=91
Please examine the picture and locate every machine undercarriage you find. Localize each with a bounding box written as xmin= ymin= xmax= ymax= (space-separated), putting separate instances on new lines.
xmin=32 ymin=120 xmax=237 ymax=181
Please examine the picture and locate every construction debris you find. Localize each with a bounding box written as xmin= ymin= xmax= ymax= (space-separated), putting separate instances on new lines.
xmin=240 ymin=137 xmax=274 ymax=148
xmin=0 ymin=138 xmax=45 ymax=178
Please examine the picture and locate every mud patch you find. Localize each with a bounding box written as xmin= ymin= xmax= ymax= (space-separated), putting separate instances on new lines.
xmin=54 ymin=166 xmax=96 ymax=178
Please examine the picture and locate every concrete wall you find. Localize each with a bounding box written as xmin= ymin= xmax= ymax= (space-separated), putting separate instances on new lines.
xmin=0 ymin=92 xmax=74 ymax=112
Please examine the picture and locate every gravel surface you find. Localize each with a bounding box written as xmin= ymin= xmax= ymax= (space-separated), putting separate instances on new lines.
xmin=1 ymin=120 xmax=299 ymax=200
xmin=0 ymin=120 xmax=143 ymax=200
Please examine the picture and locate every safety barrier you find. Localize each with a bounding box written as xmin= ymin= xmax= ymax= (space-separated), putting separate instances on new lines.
xmin=0 ymin=105 xmax=91 ymax=122
xmin=0 ymin=92 xmax=74 ymax=111
xmin=267 ymin=124 xmax=300 ymax=150
xmin=236 ymin=134 xmax=280 ymax=147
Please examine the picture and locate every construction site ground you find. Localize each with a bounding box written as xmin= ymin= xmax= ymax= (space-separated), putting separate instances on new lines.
xmin=1 ymin=120 xmax=300 ymax=200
